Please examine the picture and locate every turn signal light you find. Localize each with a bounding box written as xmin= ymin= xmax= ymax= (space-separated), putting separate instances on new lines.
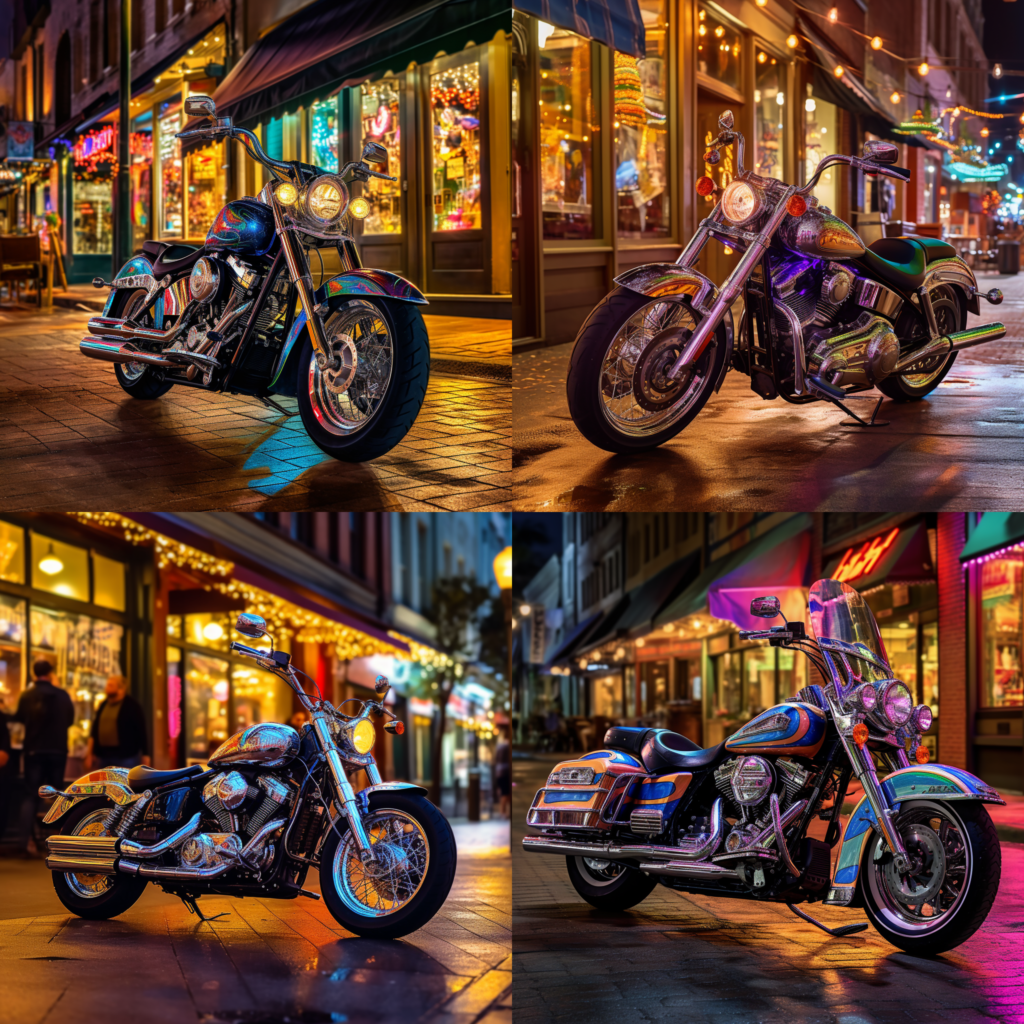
xmin=915 ymin=744 xmax=930 ymax=764
xmin=786 ymin=194 xmax=807 ymax=217
xmin=384 ymin=720 xmax=405 ymax=735
xmin=852 ymin=723 xmax=869 ymax=747
xmin=696 ymin=175 xmax=716 ymax=196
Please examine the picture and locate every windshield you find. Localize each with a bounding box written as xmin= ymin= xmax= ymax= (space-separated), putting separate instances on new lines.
xmin=808 ymin=578 xmax=890 ymax=671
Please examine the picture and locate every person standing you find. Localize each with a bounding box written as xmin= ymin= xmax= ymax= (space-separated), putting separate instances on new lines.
xmin=0 ymin=700 xmax=13 ymax=849
xmin=87 ymin=675 xmax=150 ymax=770
xmin=493 ymin=725 xmax=511 ymax=820
xmin=14 ymin=660 xmax=74 ymax=856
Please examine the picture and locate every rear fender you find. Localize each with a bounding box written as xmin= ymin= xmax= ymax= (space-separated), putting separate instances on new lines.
xmin=825 ymin=764 xmax=1004 ymax=905
xmin=100 ymin=255 xmax=185 ymax=326
xmin=269 ymin=269 xmax=427 ymax=392
xmin=921 ymin=257 xmax=979 ymax=315
xmin=41 ymin=768 xmax=139 ymax=824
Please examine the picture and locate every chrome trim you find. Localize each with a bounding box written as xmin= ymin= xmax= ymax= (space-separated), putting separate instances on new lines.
xmin=769 ymin=793 xmax=801 ymax=878
xmin=87 ymin=301 xmax=201 ymax=347
xmin=776 ymin=300 xmax=806 ymax=395
xmin=854 ymin=277 xmax=903 ymax=319
xmin=895 ymin=322 xmax=1007 ymax=374
xmin=119 ymin=812 xmax=203 ymax=858
xmin=208 ymin=722 xmax=300 ymax=768
xmin=921 ymin=256 xmax=977 ymax=299
xmin=613 ymin=263 xmax=719 ymax=316
xmin=630 ymin=809 xmax=665 ymax=835
xmin=674 ymin=797 xmax=724 ymax=859
xmin=637 ymin=860 xmax=738 ymax=880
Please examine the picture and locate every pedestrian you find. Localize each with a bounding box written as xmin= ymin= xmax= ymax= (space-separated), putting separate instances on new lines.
xmin=14 ymin=660 xmax=74 ymax=857
xmin=493 ymin=725 xmax=511 ymax=820
xmin=0 ymin=699 xmax=13 ymax=849
xmin=87 ymin=675 xmax=150 ymax=770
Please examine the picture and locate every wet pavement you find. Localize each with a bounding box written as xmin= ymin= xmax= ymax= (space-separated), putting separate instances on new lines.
xmin=0 ymin=307 xmax=510 ymax=510
xmin=0 ymin=819 xmax=511 ymax=1024
xmin=512 ymin=272 xmax=1024 ymax=511
xmin=512 ymin=755 xmax=1024 ymax=1024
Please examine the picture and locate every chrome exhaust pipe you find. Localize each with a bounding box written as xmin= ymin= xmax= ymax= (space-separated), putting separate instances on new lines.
xmin=80 ymin=337 xmax=177 ymax=367
xmin=119 ymin=813 xmax=203 ymax=858
xmin=87 ymin=299 xmax=200 ymax=347
xmin=637 ymin=860 xmax=739 ymax=880
xmin=895 ymin=322 xmax=1006 ymax=374
xmin=46 ymin=813 xmax=203 ymax=874
xmin=948 ymin=322 xmax=1007 ymax=351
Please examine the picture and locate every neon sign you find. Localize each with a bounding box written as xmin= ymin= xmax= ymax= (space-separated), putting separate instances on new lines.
xmin=833 ymin=528 xmax=900 ymax=583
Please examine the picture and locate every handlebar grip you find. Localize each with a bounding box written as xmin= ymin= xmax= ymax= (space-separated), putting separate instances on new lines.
xmin=889 ymin=166 xmax=911 ymax=179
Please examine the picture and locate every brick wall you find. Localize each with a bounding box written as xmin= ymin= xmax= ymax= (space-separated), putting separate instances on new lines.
xmin=937 ymin=513 xmax=968 ymax=769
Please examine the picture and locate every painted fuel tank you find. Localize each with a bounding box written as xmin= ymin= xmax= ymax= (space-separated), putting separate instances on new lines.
xmin=208 ymin=722 xmax=300 ymax=768
xmin=777 ymin=206 xmax=865 ymax=260
xmin=206 ymin=198 xmax=276 ymax=256
xmin=724 ymin=701 xmax=827 ymax=758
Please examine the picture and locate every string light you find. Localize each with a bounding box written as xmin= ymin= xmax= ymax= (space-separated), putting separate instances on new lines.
xmin=891 ymin=91 xmax=901 ymax=104
xmin=786 ymin=34 xmax=798 ymax=48
xmin=834 ymin=65 xmax=844 ymax=78
xmin=828 ymin=7 xmax=838 ymax=23
xmin=918 ymin=62 xmax=930 ymax=76
xmin=870 ymin=36 xmax=883 ymax=50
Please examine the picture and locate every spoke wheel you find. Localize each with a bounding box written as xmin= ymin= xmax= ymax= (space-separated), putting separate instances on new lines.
xmin=119 ymin=290 xmax=154 ymax=383
xmin=64 ymin=808 xmax=116 ymax=899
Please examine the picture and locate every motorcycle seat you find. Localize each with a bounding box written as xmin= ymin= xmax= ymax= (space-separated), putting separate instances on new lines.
xmin=859 ymin=237 xmax=959 ymax=294
xmin=603 ymin=725 xmax=655 ymax=757
xmin=127 ymin=763 xmax=204 ymax=791
xmin=141 ymin=240 xmax=205 ymax=279
xmin=641 ymin=730 xmax=727 ymax=773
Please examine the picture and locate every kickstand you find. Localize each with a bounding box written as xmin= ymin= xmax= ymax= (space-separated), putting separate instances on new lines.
xmin=805 ymin=375 xmax=889 ymax=427
xmin=786 ymin=902 xmax=868 ymax=938
xmin=257 ymin=395 xmax=294 ymax=418
xmin=180 ymin=894 xmax=230 ymax=924
xmin=834 ymin=393 xmax=888 ymax=428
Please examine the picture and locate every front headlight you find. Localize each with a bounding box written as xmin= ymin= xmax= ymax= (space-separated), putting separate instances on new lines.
xmin=304 ymin=174 xmax=349 ymax=226
xmin=720 ymin=180 xmax=760 ymax=224
xmin=343 ymin=718 xmax=376 ymax=755
xmin=912 ymin=705 xmax=933 ymax=732
xmin=874 ymin=681 xmax=913 ymax=727
xmin=849 ymin=683 xmax=877 ymax=713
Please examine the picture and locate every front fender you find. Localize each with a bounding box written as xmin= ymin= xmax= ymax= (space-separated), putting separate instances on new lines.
xmin=40 ymin=768 xmax=139 ymax=824
xmin=269 ymin=269 xmax=427 ymax=392
xmin=826 ymin=764 xmax=1004 ymax=904
xmin=614 ymin=263 xmax=719 ymax=315
xmin=361 ymin=781 xmax=429 ymax=798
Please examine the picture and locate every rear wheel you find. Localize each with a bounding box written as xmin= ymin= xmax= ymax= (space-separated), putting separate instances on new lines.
xmin=110 ymin=288 xmax=173 ymax=400
xmin=566 ymin=856 xmax=657 ymax=911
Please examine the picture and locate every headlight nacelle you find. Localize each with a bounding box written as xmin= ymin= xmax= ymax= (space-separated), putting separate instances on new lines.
xmin=340 ymin=717 xmax=376 ymax=756
xmin=720 ymin=180 xmax=761 ymax=225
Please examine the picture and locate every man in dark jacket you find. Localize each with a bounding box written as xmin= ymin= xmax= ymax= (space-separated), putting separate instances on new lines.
xmin=0 ymin=700 xmax=13 ymax=848
xmin=87 ymin=675 xmax=149 ymax=770
xmin=15 ymin=660 xmax=74 ymax=855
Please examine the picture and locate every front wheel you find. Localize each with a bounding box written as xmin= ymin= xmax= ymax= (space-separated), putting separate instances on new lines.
xmin=319 ymin=792 xmax=456 ymax=939
xmin=860 ymin=799 xmax=1001 ymax=955
xmin=566 ymin=856 xmax=657 ymax=911
xmin=566 ymin=286 xmax=727 ymax=454
xmin=295 ymin=297 xmax=429 ymax=462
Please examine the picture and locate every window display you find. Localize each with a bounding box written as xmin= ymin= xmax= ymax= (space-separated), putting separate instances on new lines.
xmin=0 ymin=594 xmax=26 ymax=715
xmin=804 ymin=89 xmax=837 ymax=210
xmin=754 ymin=55 xmax=786 ymax=181
xmin=980 ymin=555 xmax=1024 ymax=707
xmin=922 ymin=620 xmax=939 ymax=718
xmin=232 ymin=664 xmax=292 ymax=733
xmin=131 ymin=114 xmax=153 ymax=252
xmin=592 ymin=673 xmax=623 ymax=718
xmin=72 ymin=178 xmax=113 ymax=254
xmin=615 ymin=0 xmax=669 ymax=239
xmin=639 ymin=659 xmax=669 ymax=714
xmin=184 ymin=651 xmax=230 ymax=762
xmin=880 ymin=624 xmax=918 ymax=702
xmin=360 ymin=80 xmax=402 ymax=234
xmin=431 ymin=61 xmax=481 ymax=231
xmin=539 ymin=25 xmax=593 ymax=239
xmin=30 ymin=532 xmax=89 ymax=602
xmin=310 ymin=97 xmax=339 ymax=172
xmin=159 ymin=105 xmax=183 ymax=237
xmin=93 ymin=553 xmax=126 ymax=612
xmin=744 ymin=645 xmax=776 ymax=716
xmin=697 ymin=6 xmax=741 ymax=90
xmin=0 ymin=522 xmax=25 ymax=583
xmin=186 ymin=141 xmax=226 ymax=238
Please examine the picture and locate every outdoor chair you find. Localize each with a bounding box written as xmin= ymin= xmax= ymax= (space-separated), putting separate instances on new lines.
xmin=0 ymin=234 xmax=46 ymax=306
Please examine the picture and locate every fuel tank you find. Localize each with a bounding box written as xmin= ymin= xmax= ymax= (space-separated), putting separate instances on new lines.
xmin=208 ymin=722 xmax=300 ymax=768
xmin=777 ymin=206 xmax=865 ymax=260
xmin=724 ymin=702 xmax=827 ymax=758
xmin=206 ymin=198 xmax=276 ymax=256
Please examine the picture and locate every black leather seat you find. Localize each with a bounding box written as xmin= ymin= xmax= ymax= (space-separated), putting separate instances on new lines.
xmin=603 ymin=726 xmax=655 ymax=757
xmin=141 ymin=240 xmax=205 ymax=279
xmin=127 ymin=763 xmax=204 ymax=791
xmin=641 ymin=731 xmax=727 ymax=773
xmin=859 ymin=236 xmax=959 ymax=293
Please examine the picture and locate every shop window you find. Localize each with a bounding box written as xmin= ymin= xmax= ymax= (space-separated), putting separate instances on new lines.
xmin=697 ymin=6 xmax=741 ymax=90
xmin=777 ymin=648 xmax=806 ymax=699
xmin=980 ymin=556 xmax=1024 ymax=707
xmin=615 ymin=0 xmax=669 ymax=239
xmin=360 ymin=80 xmax=402 ymax=234
xmin=158 ymin=103 xmax=183 ymax=237
xmin=0 ymin=521 xmax=25 ymax=583
xmin=30 ymin=533 xmax=89 ymax=603
xmin=131 ymin=114 xmax=153 ymax=251
xmin=232 ymin=664 xmax=292 ymax=733
xmin=753 ymin=53 xmax=786 ymax=181
xmin=624 ymin=663 xmax=636 ymax=716
xmin=593 ymin=673 xmax=622 ymax=718
xmin=921 ymin=621 xmax=939 ymax=718
xmin=880 ymin=624 xmax=918 ymax=702
xmin=539 ymin=25 xmax=593 ymax=239
xmin=639 ymin=659 xmax=669 ymax=714
xmin=804 ymin=89 xmax=837 ymax=210
xmin=73 ymin=176 xmax=113 ymax=254
xmin=715 ymin=650 xmax=742 ymax=718
xmin=166 ymin=614 xmax=183 ymax=640
xmin=744 ymin=646 xmax=775 ymax=716
xmin=310 ymin=97 xmax=338 ymax=172
xmin=184 ymin=652 xmax=230 ymax=761
xmin=265 ymin=117 xmax=283 ymax=161
xmin=93 ymin=553 xmax=126 ymax=612
xmin=168 ymin=645 xmax=182 ymax=746
xmin=0 ymin=594 xmax=26 ymax=714
xmin=184 ymin=612 xmax=233 ymax=653
xmin=186 ymin=140 xmax=226 ymax=237
xmin=431 ymin=60 xmax=481 ymax=231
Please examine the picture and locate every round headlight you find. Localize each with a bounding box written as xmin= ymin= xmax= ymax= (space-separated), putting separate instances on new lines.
xmin=912 ymin=705 xmax=933 ymax=732
xmin=346 ymin=718 xmax=376 ymax=755
xmin=851 ymin=683 xmax=877 ymax=712
xmin=349 ymin=196 xmax=371 ymax=220
xmin=876 ymin=681 xmax=913 ymax=727
xmin=305 ymin=175 xmax=349 ymax=225
xmin=189 ymin=257 xmax=220 ymax=304
xmin=275 ymin=181 xmax=299 ymax=205
xmin=721 ymin=180 xmax=759 ymax=224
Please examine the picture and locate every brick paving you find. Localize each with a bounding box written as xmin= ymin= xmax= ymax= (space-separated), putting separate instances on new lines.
xmin=0 ymin=820 xmax=510 ymax=1024
xmin=0 ymin=306 xmax=510 ymax=510
xmin=513 ymin=755 xmax=1024 ymax=1024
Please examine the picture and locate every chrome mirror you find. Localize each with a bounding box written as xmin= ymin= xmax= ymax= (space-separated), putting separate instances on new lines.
xmin=862 ymin=140 xmax=899 ymax=165
xmin=184 ymin=95 xmax=217 ymax=118
xmin=374 ymin=675 xmax=391 ymax=697
xmin=750 ymin=595 xmax=782 ymax=619
xmin=718 ymin=109 xmax=735 ymax=132
xmin=235 ymin=612 xmax=268 ymax=638
xmin=362 ymin=142 xmax=388 ymax=166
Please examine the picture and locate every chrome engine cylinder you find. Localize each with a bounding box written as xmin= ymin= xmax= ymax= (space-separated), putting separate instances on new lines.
xmin=808 ymin=313 xmax=900 ymax=387
xmin=730 ymin=756 xmax=775 ymax=807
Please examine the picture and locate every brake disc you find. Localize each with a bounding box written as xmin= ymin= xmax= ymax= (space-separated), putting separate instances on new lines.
xmin=882 ymin=823 xmax=946 ymax=907
xmin=632 ymin=327 xmax=695 ymax=411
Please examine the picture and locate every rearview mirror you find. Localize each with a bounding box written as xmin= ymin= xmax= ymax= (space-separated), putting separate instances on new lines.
xmin=374 ymin=675 xmax=391 ymax=696
xmin=362 ymin=142 xmax=388 ymax=166
xmin=235 ymin=612 xmax=268 ymax=638
xmin=750 ymin=596 xmax=782 ymax=619
xmin=718 ymin=109 xmax=735 ymax=132
xmin=184 ymin=95 xmax=217 ymax=118
xmin=862 ymin=140 xmax=899 ymax=165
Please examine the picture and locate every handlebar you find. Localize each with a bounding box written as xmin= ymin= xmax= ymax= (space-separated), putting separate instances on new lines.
xmin=798 ymin=154 xmax=910 ymax=197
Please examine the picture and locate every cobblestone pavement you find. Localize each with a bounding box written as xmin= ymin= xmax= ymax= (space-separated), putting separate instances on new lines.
xmin=512 ymin=756 xmax=1024 ymax=1024
xmin=512 ymin=271 xmax=1024 ymax=511
xmin=0 ymin=820 xmax=511 ymax=1024
xmin=0 ymin=307 xmax=510 ymax=510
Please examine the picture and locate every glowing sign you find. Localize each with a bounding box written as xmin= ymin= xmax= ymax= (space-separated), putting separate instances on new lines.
xmin=833 ymin=528 xmax=900 ymax=584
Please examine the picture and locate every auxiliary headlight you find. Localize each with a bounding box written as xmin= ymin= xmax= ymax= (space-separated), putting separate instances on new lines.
xmin=349 ymin=196 xmax=371 ymax=220
xmin=303 ymin=174 xmax=349 ymax=226
xmin=873 ymin=681 xmax=913 ymax=728
xmin=849 ymin=683 xmax=877 ymax=713
xmin=912 ymin=704 xmax=933 ymax=733
xmin=275 ymin=181 xmax=299 ymax=205
xmin=720 ymin=180 xmax=760 ymax=225
xmin=343 ymin=718 xmax=376 ymax=755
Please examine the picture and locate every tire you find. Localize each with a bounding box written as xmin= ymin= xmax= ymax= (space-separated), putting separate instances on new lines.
xmin=108 ymin=287 xmax=174 ymax=400
xmin=295 ymin=297 xmax=429 ymax=462
xmin=860 ymin=799 xmax=1000 ymax=956
xmin=566 ymin=286 xmax=727 ymax=454
xmin=566 ymin=856 xmax=658 ymax=911
xmin=877 ymin=284 xmax=964 ymax=402
xmin=50 ymin=798 xmax=148 ymax=920
xmin=319 ymin=792 xmax=456 ymax=939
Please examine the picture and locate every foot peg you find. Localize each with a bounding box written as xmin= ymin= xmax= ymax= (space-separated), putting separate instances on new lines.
xmin=786 ymin=902 xmax=868 ymax=938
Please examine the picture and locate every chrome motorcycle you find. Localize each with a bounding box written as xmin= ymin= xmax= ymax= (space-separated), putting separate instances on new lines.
xmin=525 ymin=579 xmax=1003 ymax=955
xmin=80 ymin=95 xmax=429 ymax=462
xmin=566 ymin=109 xmax=1006 ymax=452
xmin=41 ymin=612 xmax=456 ymax=939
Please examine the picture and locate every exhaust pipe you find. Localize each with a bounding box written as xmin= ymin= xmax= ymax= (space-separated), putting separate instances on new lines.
xmin=80 ymin=337 xmax=178 ymax=367
xmin=895 ymin=322 xmax=1006 ymax=375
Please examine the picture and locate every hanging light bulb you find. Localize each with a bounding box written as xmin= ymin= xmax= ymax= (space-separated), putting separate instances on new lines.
xmin=828 ymin=7 xmax=838 ymax=23
xmin=870 ymin=36 xmax=883 ymax=50
xmin=834 ymin=65 xmax=844 ymax=78
xmin=890 ymin=91 xmax=901 ymax=104
xmin=981 ymin=126 xmax=990 ymax=138
xmin=946 ymin=85 xmax=952 ymax=99
xmin=755 ymin=0 xmax=767 ymax=7
xmin=786 ymin=34 xmax=799 ymax=48
xmin=918 ymin=62 xmax=930 ymax=76
xmin=994 ymin=64 xmax=1003 ymax=79
xmin=38 ymin=543 xmax=63 ymax=576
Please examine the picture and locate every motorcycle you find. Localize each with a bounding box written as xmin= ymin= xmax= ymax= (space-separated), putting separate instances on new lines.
xmin=79 ymin=94 xmax=430 ymax=462
xmin=40 ymin=612 xmax=456 ymax=939
xmin=524 ymin=579 xmax=1003 ymax=955
xmin=566 ymin=109 xmax=1007 ymax=453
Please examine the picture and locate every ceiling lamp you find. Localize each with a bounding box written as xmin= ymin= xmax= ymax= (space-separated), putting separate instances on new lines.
xmin=38 ymin=543 xmax=64 ymax=576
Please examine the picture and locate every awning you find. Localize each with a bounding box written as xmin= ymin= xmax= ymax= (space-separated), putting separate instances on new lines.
xmin=543 ymin=611 xmax=602 ymax=668
xmin=209 ymin=0 xmax=510 ymax=130
xmin=573 ymin=593 xmax=632 ymax=657
xmin=513 ymin=0 xmax=645 ymax=57
xmin=614 ymin=553 xmax=701 ymax=637
xmin=823 ymin=521 xmax=934 ymax=591
xmin=960 ymin=513 xmax=1024 ymax=564
xmin=654 ymin=514 xmax=813 ymax=630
